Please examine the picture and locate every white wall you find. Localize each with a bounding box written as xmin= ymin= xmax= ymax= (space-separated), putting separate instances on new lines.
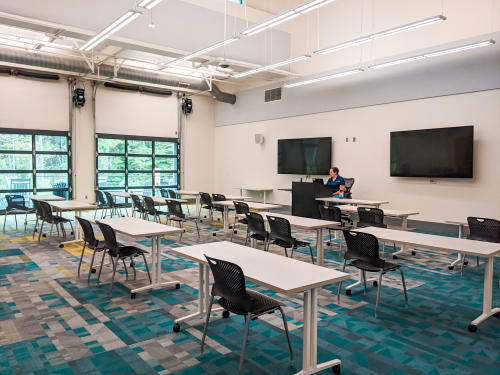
xmin=214 ymin=89 xmax=500 ymax=222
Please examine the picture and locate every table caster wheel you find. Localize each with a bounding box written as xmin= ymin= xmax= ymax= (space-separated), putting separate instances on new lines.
xmin=173 ymin=323 xmax=180 ymax=332
xmin=346 ymin=289 xmax=351 ymax=296
xmin=326 ymin=242 xmax=331 ymax=246
xmin=464 ymin=260 xmax=469 ymax=266
xmin=91 ymin=268 xmax=97 ymax=274
xmin=411 ymin=250 xmax=416 ymax=255
xmin=392 ymin=255 xmax=398 ymax=259
xmin=212 ymin=233 xmax=217 ymax=236
xmin=175 ymin=283 xmax=180 ymax=289
xmin=467 ymin=324 xmax=477 ymax=332
xmin=71 ymin=231 xmax=74 ymax=235
xmin=42 ymin=233 xmax=47 ymax=238
xmin=233 ymin=230 xmax=237 ymax=234
xmin=130 ymin=262 xmax=135 ymax=267
xmin=448 ymin=265 xmax=454 ymax=270
xmin=131 ymin=293 xmax=136 ymax=299
xmin=494 ymin=312 xmax=500 ymax=318
xmin=229 ymin=225 xmax=233 ymax=229
xmin=332 ymin=364 xmax=341 ymax=374
xmin=373 ymin=281 xmax=378 ymax=287
xmin=59 ymin=244 xmax=64 ymax=248
xmin=223 ymin=310 xmax=230 ymax=318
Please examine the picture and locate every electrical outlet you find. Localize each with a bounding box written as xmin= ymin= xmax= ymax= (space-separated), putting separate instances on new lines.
xmin=345 ymin=138 xmax=349 ymax=142
xmin=352 ymin=137 xmax=356 ymax=142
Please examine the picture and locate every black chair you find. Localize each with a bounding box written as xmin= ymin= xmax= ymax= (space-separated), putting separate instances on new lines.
xmin=201 ymin=255 xmax=293 ymax=371
xmin=167 ymin=189 xmax=178 ymax=199
xmin=166 ymin=199 xmax=200 ymax=240
xmin=357 ymin=207 xmax=387 ymax=228
xmin=160 ymin=189 xmax=169 ymax=198
xmin=130 ymin=194 xmax=147 ymax=219
xmin=104 ymin=191 xmax=128 ymax=217
xmin=244 ymin=212 xmax=268 ymax=248
xmin=267 ymin=215 xmax=315 ymax=263
xmin=318 ymin=204 xmax=353 ymax=249
xmin=344 ymin=178 xmax=355 ymax=199
xmin=75 ymin=217 xmax=109 ymax=283
xmin=230 ymin=201 xmax=249 ymax=242
xmin=211 ymin=194 xmax=228 ymax=220
xmin=338 ymin=230 xmax=408 ymax=317
xmin=143 ymin=196 xmax=169 ymax=223
xmin=95 ymin=221 xmax=151 ymax=294
xmin=200 ymin=192 xmax=217 ymax=221
xmin=95 ymin=191 xmax=110 ymax=219
xmin=38 ymin=201 xmax=73 ymax=242
xmin=3 ymin=194 xmax=32 ymax=232
xmin=461 ymin=217 xmax=500 ymax=274
xmin=31 ymin=199 xmax=43 ymax=239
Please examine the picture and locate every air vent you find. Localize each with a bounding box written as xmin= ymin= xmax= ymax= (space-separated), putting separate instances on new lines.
xmin=264 ymin=87 xmax=282 ymax=102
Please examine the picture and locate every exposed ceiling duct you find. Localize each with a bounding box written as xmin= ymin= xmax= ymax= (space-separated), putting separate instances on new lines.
xmin=0 ymin=47 xmax=236 ymax=103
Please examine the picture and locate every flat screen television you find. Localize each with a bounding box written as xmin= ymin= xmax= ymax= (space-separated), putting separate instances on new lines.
xmin=278 ymin=137 xmax=332 ymax=175
xmin=390 ymin=126 xmax=473 ymax=178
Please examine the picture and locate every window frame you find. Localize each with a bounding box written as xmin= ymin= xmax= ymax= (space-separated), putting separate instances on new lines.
xmin=96 ymin=133 xmax=179 ymax=195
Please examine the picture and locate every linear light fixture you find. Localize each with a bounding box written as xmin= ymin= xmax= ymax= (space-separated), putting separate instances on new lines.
xmin=315 ymin=15 xmax=446 ymax=55
xmin=80 ymin=10 xmax=141 ymax=51
xmin=167 ymin=37 xmax=240 ymax=66
xmin=232 ymin=55 xmax=310 ymax=79
xmin=241 ymin=0 xmax=337 ymax=36
xmin=137 ymin=0 xmax=163 ymax=9
xmin=162 ymin=65 xmax=230 ymax=78
xmin=369 ymin=40 xmax=495 ymax=69
xmin=284 ymin=68 xmax=363 ymax=88
xmin=0 ymin=34 xmax=73 ymax=49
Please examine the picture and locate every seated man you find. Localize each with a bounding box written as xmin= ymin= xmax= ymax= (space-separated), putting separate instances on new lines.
xmin=326 ymin=167 xmax=346 ymax=197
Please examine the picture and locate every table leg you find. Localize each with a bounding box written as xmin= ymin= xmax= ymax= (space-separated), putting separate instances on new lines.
xmin=295 ymin=288 xmax=341 ymax=375
xmin=223 ymin=205 xmax=229 ymax=231
xmin=469 ymin=256 xmax=500 ymax=331
xmin=131 ymin=235 xmax=180 ymax=295
xmin=450 ymin=224 xmax=464 ymax=268
xmin=316 ymin=228 xmax=324 ymax=266
xmin=195 ymin=195 xmax=201 ymax=217
xmin=263 ymin=191 xmax=267 ymax=204
xmin=392 ymin=215 xmax=409 ymax=256
xmin=59 ymin=209 xmax=85 ymax=247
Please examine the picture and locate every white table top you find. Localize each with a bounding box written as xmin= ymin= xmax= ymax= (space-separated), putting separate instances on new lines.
xmin=110 ymin=192 xmax=131 ymax=198
xmin=259 ymin=212 xmax=340 ymax=230
xmin=445 ymin=220 xmax=468 ymax=226
xmin=224 ymin=195 xmax=250 ymax=200
xmin=237 ymin=187 xmax=274 ymax=192
xmin=97 ymin=217 xmax=184 ymax=237
xmin=339 ymin=206 xmax=419 ymax=218
xmin=355 ymin=227 xmax=500 ymax=257
xmin=317 ymin=197 xmax=389 ymax=206
xmin=29 ymin=194 xmax=65 ymax=201
xmin=214 ymin=201 xmax=282 ymax=211
xmin=175 ymin=190 xmax=199 ymax=196
xmin=170 ymin=241 xmax=350 ymax=295
xmin=49 ymin=200 xmax=97 ymax=211
xmin=150 ymin=196 xmax=188 ymax=204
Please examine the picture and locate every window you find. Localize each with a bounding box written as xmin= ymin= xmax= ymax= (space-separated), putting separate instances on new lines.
xmin=0 ymin=129 xmax=72 ymax=210
xmin=96 ymin=134 xmax=179 ymax=197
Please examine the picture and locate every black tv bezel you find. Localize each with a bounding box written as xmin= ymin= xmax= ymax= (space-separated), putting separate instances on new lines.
xmin=390 ymin=125 xmax=474 ymax=178
xmin=277 ymin=136 xmax=332 ymax=175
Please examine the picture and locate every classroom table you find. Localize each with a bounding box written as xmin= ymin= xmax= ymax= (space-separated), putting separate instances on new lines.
xmin=316 ymin=197 xmax=389 ymax=208
xmin=29 ymin=194 xmax=65 ymax=201
xmin=175 ymin=191 xmax=201 ymax=216
xmin=236 ymin=187 xmax=274 ymax=203
xmin=97 ymin=217 xmax=184 ymax=297
xmin=212 ymin=201 xmax=282 ymax=231
xmin=48 ymin=200 xmax=97 ymax=246
xmin=258 ymin=211 xmax=340 ymax=266
xmin=356 ymin=226 xmax=500 ymax=332
xmin=170 ymin=241 xmax=350 ymax=375
xmin=445 ymin=220 xmax=469 ymax=269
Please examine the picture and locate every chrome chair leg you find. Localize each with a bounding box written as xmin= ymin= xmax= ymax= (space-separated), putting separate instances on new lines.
xmin=278 ymin=306 xmax=293 ymax=362
xmin=78 ymin=241 xmax=87 ymax=277
xmin=399 ymin=268 xmax=409 ymax=307
xmin=201 ymin=295 xmax=215 ymax=354
xmin=337 ymin=260 xmax=347 ymax=304
xmin=239 ymin=313 xmax=251 ymax=372
xmin=375 ymin=270 xmax=384 ymax=318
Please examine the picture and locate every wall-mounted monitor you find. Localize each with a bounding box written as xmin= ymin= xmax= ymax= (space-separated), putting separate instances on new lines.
xmin=390 ymin=126 xmax=473 ymax=178
xmin=278 ymin=137 xmax=332 ymax=175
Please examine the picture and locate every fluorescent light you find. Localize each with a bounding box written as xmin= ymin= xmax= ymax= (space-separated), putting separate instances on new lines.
xmin=424 ymin=40 xmax=495 ymax=58
xmin=241 ymin=11 xmax=299 ymax=36
xmin=138 ymin=0 xmax=163 ymax=9
xmin=0 ymin=34 xmax=73 ymax=49
xmin=232 ymin=55 xmax=310 ymax=79
xmin=295 ymin=0 xmax=337 ymax=14
xmin=369 ymin=55 xmax=425 ymax=69
xmin=371 ymin=15 xmax=446 ymax=39
xmin=315 ymin=37 xmax=371 ymax=55
xmin=167 ymin=37 xmax=239 ymax=66
xmin=162 ymin=65 xmax=229 ymax=78
xmin=284 ymin=68 xmax=363 ymax=88
xmin=80 ymin=10 xmax=141 ymax=51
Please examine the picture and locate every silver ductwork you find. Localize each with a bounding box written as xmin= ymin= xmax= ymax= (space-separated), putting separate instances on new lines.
xmin=0 ymin=47 xmax=236 ymax=104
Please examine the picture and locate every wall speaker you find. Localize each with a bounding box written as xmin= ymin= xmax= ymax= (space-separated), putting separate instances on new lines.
xmin=255 ymin=134 xmax=264 ymax=144
xmin=73 ymin=88 xmax=85 ymax=107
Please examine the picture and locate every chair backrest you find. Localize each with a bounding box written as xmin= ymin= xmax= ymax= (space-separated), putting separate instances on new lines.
xmin=167 ymin=189 xmax=177 ymax=199
xmin=344 ymin=178 xmax=355 ymax=198
xmin=75 ymin=216 xmax=99 ymax=248
xmin=130 ymin=194 xmax=145 ymax=211
xmin=267 ymin=215 xmax=293 ymax=244
xmin=343 ymin=230 xmax=385 ymax=267
xmin=38 ymin=201 xmax=54 ymax=221
xmin=160 ymin=189 xmax=169 ymax=198
xmin=95 ymin=221 xmax=118 ymax=254
xmin=143 ymin=196 xmax=157 ymax=214
xmin=467 ymin=217 xmax=500 ymax=242
xmin=166 ymin=199 xmax=184 ymax=218
xmin=103 ymin=192 xmax=115 ymax=207
xmin=357 ymin=207 xmax=386 ymax=228
xmin=200 ymin=192 xmax=213 ymax=207
xmin=318 ymin=204 xmax=341 ymax=222
xmin=245 ymin=212 xmax=267 ymax=238
xmin=205 ymin=255 xmax=251 ymax=312
xmin=233 ymin=201 xmax=249 ymax=215
xmin=95 ymin=191 xmax=107 ymax=206
xmin=32 ymin=200 xmax=43 ymax=218
xmin=5 ymin=194 xmax=26 ymax=210
xmin=212 ymin=194 xmax=226 ymax=202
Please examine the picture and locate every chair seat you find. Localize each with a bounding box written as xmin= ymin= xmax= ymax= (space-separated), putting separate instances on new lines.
xmin=467 ymin=234 xmax=500 ymax=243
xmin=155 ymin=210 xmax=169 ymax=216
xmin=51 ymin=216 xmax=72 ymax=223
xmin=249 ymin=233 xmax=267 ymax=242
xmin=357 ymin=222 xmax=387 ymax=229
xmin=217 ymin=290 xmax=283 ymax=316
xmin=6 ymin=207 xmax=31 ymax=214
xmin=110 ymin=245 xmax=148 ymax=258
xmin=271 ymin=238 xmax=293 ymax=248
xmin=350 ymin=259 xmax=399 ymax=272
xmin=237 ymin=218 xmax=248 ymax=225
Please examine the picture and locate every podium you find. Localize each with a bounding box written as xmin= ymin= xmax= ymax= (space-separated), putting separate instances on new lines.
xmin=292 ymin=182 xmax=333 ymax=218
